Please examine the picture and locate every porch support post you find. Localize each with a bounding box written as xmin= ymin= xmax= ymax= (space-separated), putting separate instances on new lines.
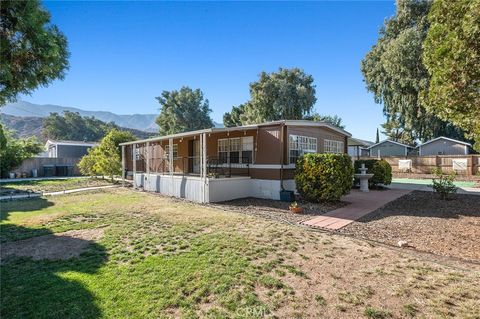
xmin=202 ymin=133 xmax=207 ymax=179
xmin=146 ymin=142 xmax=150 ymax=175
xmin=132 ymin=143 xmax=137 ymax=188
xmin=202 ymin=132 xmax=207 ymax=203
xmin=169 ymin=138 xmax=173 ymax=175
xmin=121 ymin=145 xmax=125 ymax=187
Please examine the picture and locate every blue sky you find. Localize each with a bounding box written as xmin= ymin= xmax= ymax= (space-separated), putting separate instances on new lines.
xmin=26 ymin=1 xmax=395 ymax=141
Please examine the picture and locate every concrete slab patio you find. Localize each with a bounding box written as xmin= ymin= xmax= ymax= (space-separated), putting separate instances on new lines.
xmin=301 ymin=189 xmax=411 ymax=230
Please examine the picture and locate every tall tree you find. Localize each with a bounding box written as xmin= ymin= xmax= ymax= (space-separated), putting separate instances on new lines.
xmin=423 ymin=0 xmax=480 ymax=150
xmin=42 ymin=111 xmax=118 ymax=141
xmin=381 ymin=117 xmax=415 ymax=145
xmin=223 ymin=104 xmax=246 ymax=127
xmin=0 ymin=0 xmax=69 ymax=106
xmin=303 ymin=112 xmax=345 ymax=129
xmin=224 ymin=68 xmax=316 ymax=125
xmin=155 ymin=87 xmax=213 ymax=135
xmin=375 ymin=128 xmax=380 ymax=143
xmin=78 ymin=129 xmax=135 ymax=180
xmin=361 ymin=0 xmax=465 ymax=143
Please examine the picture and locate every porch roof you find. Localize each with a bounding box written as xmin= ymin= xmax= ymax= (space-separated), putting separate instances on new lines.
xmin=119 ymin=120 xmax=351 ymax=146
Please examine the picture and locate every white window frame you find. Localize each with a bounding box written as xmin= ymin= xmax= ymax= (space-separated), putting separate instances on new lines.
xmin=217 ymin=136 xmax=255 ymax=164
xmin=164 ymin=144 xmax=178 ymax=158
xmin=324 ymin=139 xmax=344 ymax=154
xmin=289 ymin=135 xmax=317 ymax=164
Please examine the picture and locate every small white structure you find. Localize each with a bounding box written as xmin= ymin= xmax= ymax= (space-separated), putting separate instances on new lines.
xmin=398 ymin=159 xmax=412 ymax=172
xmin=354 ymin=163 xmax=374 ymax=192
xmin=452 ymin=158 xmax=468 ymax=171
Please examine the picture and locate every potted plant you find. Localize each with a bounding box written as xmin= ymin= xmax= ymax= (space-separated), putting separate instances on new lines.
xmin=289 ymin=201 xmax=303 ymax=213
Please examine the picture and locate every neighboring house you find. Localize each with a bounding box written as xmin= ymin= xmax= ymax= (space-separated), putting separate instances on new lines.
xmin=348 ymin=137 xmax=373 ymax=159
xmin=45 ymin=140 xmax=97 ymax=158
xmin=11 ymin=140 xmax=98 ymax=178
xmin=418 ymin=136 xmax=471 ymax=156
xmin=367 ymin=140 xmax=414 ymax=157
xmin=120 ymin=120 xmax=351 ymax=203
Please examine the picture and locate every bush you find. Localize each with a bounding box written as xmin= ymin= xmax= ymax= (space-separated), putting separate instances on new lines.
xmin=295 ymin=153 xmax=354 ymax=202
xmin=354 ymin=159 xmax=392 ymax=186
xmin=431 ymin=171 xmax=457 ymax=200
xmin=0 ymin=125 xmax=43 ymax=177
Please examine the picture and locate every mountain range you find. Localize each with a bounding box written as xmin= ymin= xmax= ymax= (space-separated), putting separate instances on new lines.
xmin=1 ymin=101 xmax=223 ymax=133
xmin=1 ymin=101 xmax=160 ymax=132
xmin=0 ymin=113 xmax=155 ymax=140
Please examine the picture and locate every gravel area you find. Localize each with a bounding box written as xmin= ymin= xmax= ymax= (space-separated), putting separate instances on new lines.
xmin=339 ymin=191 xmax=480 ymax=262
xmin=210 ymin=197 xmax=346 ymax=224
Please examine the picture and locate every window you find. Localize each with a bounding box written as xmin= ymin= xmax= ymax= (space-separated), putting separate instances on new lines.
xmin=229 ymin=138 xmax=241 ymax=163
xmin=164 ymin=144 xmax=178 ymax=158
xmin=324 ymin=139 xmax=344 ymax=154
xmin=242 ymin=136 xmax=254 ymax=164
xmin=217 ymin=136 xmax=254 ymax=164
xmin=289 ymin=135 xmax=317 ymax=164
xmin=218 ymin=139 xmax=229 ymax=164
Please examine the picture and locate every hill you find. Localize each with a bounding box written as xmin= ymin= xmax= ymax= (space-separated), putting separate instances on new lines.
xmin=1 ymin=101 xmax=223 ymax=132
xmin=1 ymin=101 xmax=160 ymax=132
xmin=0 ymin=113 xmax=155 ymax=141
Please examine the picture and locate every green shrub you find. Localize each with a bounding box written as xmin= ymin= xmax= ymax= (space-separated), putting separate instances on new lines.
xmin=431 ymin=171 xmax=457 ymax=200
xmin=295 ymin=153 xmax=353 ymax=202
xmin=354 ymin=159 xmax=392 ymax=186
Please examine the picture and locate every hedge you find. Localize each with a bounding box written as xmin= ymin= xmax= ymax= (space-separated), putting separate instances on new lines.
xmin=295 ymin=153 xmax=354 ymax=202
xmin=354 ymin=159 xmax=392 ymax=186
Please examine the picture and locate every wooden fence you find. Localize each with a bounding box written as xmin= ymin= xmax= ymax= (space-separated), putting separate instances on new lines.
xmin=358 ymin=155 xmax=480 ymax=176
xmin=11 ymin=157 xmax=82 ymax=177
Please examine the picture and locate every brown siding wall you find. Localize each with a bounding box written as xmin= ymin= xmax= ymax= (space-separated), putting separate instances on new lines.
xmin=287 ymin=125 xmax=346 ymax=153
xmin=255 ymin=125 xmax=283 ymax=164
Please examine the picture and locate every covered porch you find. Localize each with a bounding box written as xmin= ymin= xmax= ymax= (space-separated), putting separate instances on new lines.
xmin=120 ymin=127 xmax=260 ymax=202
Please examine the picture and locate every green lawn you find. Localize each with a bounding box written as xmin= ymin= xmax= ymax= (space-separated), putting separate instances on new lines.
xmin=0 ymin=178 xmax=114 ymax=194
xmin=1 ymin=189 xmax=479 ymax=318
xmin=392 ymin=178 xmax=476 ymax=188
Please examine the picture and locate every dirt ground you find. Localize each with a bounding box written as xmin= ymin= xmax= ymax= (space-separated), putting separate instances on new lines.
xmin=1 ymin=228 xmax=105 ymax=261
xmin=339 ymin=191 xmax=480 ymax=262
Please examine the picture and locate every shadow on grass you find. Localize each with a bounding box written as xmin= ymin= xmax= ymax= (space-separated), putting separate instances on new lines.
xmin=1 ymin=224 xmax=107 ymax=319
xmin=0 ymin=197 xmax=54 ymax=222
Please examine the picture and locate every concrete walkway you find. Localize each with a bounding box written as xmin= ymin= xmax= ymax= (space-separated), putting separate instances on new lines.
xmin=302 ymin=189 xmax=411 ymax=230
xmin=0 ymin=185 xmax=119 ymax=201
xmin=0 ymin=176 xmax=89 ymax=183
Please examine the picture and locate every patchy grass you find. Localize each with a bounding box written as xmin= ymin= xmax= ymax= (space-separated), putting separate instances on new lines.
xmin=0 ymin=177 xmax=114 ymax=194
xmin=1 ymin=188 xmax=479 ymax=318
xmin=364 ymin=306 xmax=392 ymax=319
